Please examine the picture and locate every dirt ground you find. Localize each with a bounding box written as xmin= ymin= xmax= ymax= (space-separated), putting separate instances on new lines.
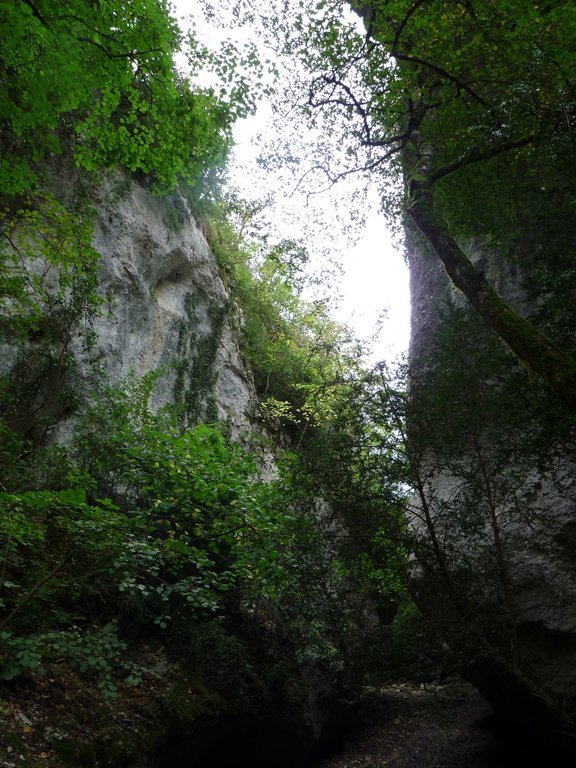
xmin=315 ymin=681 xmax=567 ymax=768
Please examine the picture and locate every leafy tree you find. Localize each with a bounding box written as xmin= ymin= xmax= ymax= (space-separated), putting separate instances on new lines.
xmin=205 ymin=197 xmax=365 ymax=440
xmin=228 ymin=0 xmax=576 ymax=407
xmin=0 ymin=0 xmax=240 ymax=197
xmin=0 ymin=364 xmax=406 ymax=701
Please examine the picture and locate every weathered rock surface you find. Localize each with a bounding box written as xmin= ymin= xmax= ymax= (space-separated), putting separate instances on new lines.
xmin=92 ymin=179 xmax=253 ymax=424
xmin=86 ymin=177 xmax=258 ymax=433
xmin=5 ymin=173 xmax=265 ymax=450
xmin=407 ymin=230 xmax=576 ymax=747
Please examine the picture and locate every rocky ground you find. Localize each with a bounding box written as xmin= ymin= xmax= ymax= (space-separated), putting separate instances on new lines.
xmin=315 ymin=681 xmax=568 ymax=768
xmin=2 ymin=675 xmax=572 ymax=767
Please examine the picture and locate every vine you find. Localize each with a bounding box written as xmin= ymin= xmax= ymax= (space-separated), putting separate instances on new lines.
xmin=174 ymin=293 xmax=229 ymax=428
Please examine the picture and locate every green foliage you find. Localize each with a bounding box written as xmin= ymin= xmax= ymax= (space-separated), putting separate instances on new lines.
xmin=174 ymin=296 xmax=227 ymax=427
xmin=382 ymin=599 xmax=449 ymax=683
xmin=0 ymin=195 xmax=101 ymax=346
xmin=298 ymin=361 xmax=411 ymax=609
xmin=397 ymin=302 xmax=576 ymax=678
xmin=0 ymin=0 xmax=448 ymax=741
xmin=65 ymin=382 xmax=301 ymax=629
xmin=207 ymin=200 xmax=364 ymax=440
xmin=0 ymin=623 xmax=142 ymax=698
xmin=183 ymin=202 xmax=412 ymax=683
xmin=0 ymin=487 xmax=125 ymax=628
xmin=0 ymin=367 xmax=405 ymax=700
xmin=0 ymin=0 xmax=240 ymax=197
xmin=229 ymin=0 xmax=576 ymax=402
xmin=185 ymin=620 xmax=268 ymax=704
xmin=0 ymin=0 xmax=420 ymax=705
xmin=281 ymin=0 xmax=576 ymax=248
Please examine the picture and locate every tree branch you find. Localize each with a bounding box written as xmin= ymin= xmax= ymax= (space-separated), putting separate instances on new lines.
xmin=75 ymin=37 xmax=162 ymax=61
xmin=19 ymin=0 xmax=48 ymax=26
xmin=392 ymin=0 xmax=432 ymax=53
xmin=393 ymin=52 xmax=489 ymax=106
xmin=0 ymin=549 xmax=74 ymax=631
xmin=310 ymin=74 xmax=374 ymax=143
xmin=429 ymin=136 xmax=534 ymax=184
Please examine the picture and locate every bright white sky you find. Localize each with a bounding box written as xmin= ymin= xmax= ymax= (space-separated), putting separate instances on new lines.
xmin=172 ymin=0 xmax=410 ymax=363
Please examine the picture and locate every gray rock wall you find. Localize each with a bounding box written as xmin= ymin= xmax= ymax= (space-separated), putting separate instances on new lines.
xmin=407 ymin=229 xmax=576 ymax=745
xmin=87 ymin=176 xmax=256 ymax=434
xmin=4 ymin=173 xmax=268 ymax=454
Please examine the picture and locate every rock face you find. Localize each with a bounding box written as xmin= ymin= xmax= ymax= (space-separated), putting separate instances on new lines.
xmin=407 ymin=230 xmax=576 ymax=749
xmin=89 ymin=177 xmax=256 ymax=430
xmin=5 ymin=174 xmax=261 ymax=448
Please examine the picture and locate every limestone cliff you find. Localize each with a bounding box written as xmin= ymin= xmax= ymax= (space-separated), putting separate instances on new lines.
xmin=88 ymin=178 xmax=256 ymax=430
xmin=2 ymin=173 xmax=263 ymax=451
xmin=407 ymin=227 xmax=576 ymax=748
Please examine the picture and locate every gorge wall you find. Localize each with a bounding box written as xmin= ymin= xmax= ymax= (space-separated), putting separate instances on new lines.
xmin=0 ymin=170 xmax=372 ymax=767
xmin=350 ymin=0 xmax=576 ymax=747
xmin=407 ymin=226 xmax=576 ymax=749
xmin=1 ymin=173 xmax=262 ymax=450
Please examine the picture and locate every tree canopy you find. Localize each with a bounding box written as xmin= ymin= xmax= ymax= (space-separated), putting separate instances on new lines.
xmin=0 ymin=0 xmax=241 ymax=196
xmin=230 ymin=0 xmax=576 ymax=406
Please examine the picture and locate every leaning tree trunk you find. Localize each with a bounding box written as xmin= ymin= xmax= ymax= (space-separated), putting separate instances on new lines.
xmin=407 ymin=170 xmax=576 ymax=411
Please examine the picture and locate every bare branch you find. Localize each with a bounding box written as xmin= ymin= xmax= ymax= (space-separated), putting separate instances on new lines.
xmin=310 ymin=74 xmax=373 ymax=143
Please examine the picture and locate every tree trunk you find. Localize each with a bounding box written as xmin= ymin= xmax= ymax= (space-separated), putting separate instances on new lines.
xmin=407 ymin=174 xmax=576 ymax=410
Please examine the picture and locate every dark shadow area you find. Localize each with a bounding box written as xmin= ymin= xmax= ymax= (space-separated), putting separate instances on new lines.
xmin=474 ymin=714 xmax=576 ymax=768
xmin=153 ymin=706 xmax=354 ymax=768
xmin=153 ymin=683 xmax=576 ymax=768
xmin=309 ymin=685 xmax=576 ymax=768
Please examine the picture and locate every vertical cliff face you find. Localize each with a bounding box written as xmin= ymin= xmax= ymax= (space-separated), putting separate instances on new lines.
xmin=407 ymin=227 xmax=576 ymax=744
xmin=3 ymin=174 xmax=262 ymax=448
xmin=88 ymin=176 xmax=257 ymax=431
